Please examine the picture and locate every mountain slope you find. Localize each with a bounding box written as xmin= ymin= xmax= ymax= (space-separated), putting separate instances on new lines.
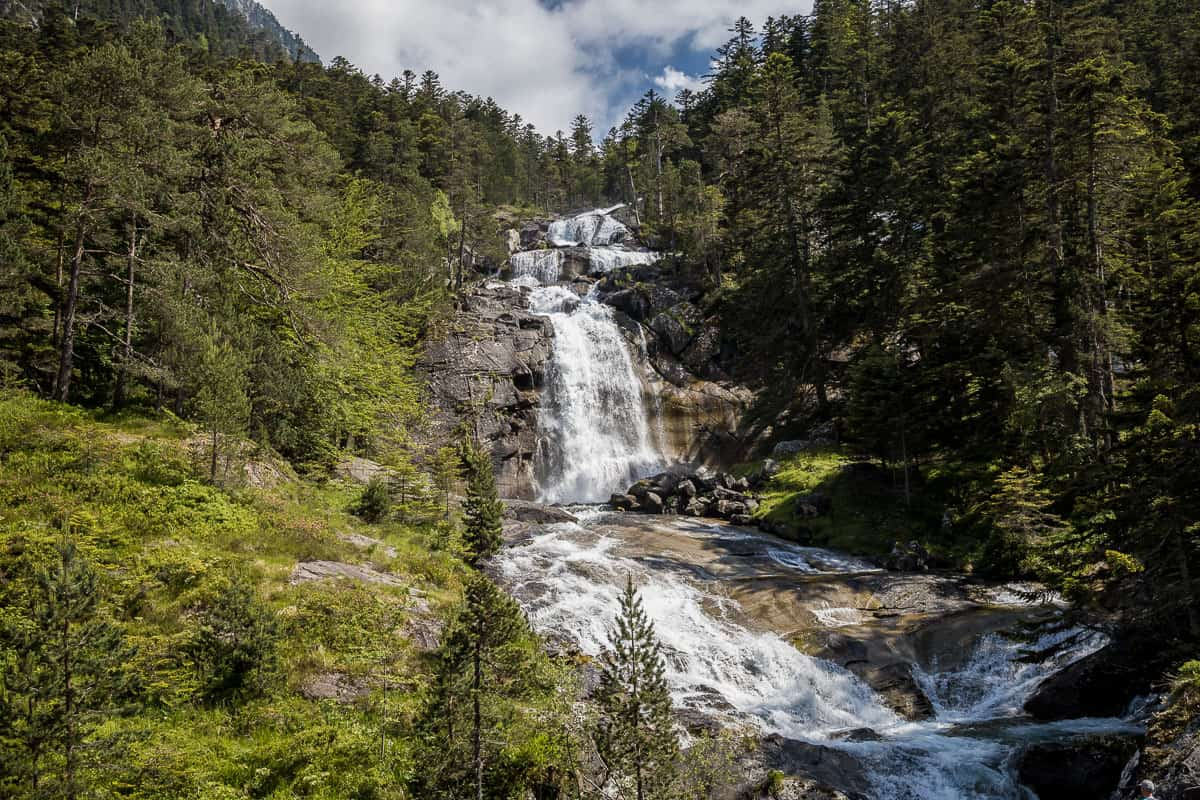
xmin=214 ymin=0 xmax=317 ymax=62
xmin=0 ymin=0 xmax=318 ymax=62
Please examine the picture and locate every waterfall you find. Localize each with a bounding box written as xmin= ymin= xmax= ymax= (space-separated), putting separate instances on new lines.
xmin=547 ymin=205 xmax=632 ymax=246
xmin=527 ymin=286 xmax=664 ymax=503
xmin=588 ymin=246 xmax=659 ymax=273
xmin=510 ymin=249 xmax=564 ymax=283
xmin=504 ymin=207 xmax=667 ymax=503
xmin=494 ymin=208 xmax=1139 ymax=798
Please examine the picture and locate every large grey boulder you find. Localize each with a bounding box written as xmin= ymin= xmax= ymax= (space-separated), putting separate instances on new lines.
xmin=501 ymin=499 xmax=579 ymax=525
xmin=650 ymin=305 xmax=700 ymax=356
xmin=1024 ymin=632 xmax=1168 ymax=721
xmin=289 ymin=561 xmax=405 ymax=587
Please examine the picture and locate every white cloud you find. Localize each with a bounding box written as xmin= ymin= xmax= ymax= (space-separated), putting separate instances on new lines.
xmin=262 ymin=0 xmax=813 ymax=133
xmin=653 ymin=65 xmax=704 ymax=96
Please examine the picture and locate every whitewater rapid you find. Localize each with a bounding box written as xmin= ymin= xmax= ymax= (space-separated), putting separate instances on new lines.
xmin=493 ymin=511 xmax=1136 ymax=799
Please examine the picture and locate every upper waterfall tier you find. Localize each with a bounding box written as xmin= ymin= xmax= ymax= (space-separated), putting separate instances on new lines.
xmin=547 ymin=205 xmax=632 ymax=247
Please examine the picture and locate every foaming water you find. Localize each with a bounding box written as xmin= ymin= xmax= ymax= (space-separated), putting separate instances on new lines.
xmin=588 ymin=246 xmax=659 ymax=272
xmin=494 ymin=521 xmax=900 ymax=735
xmin=528 ymin=287 xmax=665 ymax=503
xmin=548 ymin=206 xmax=631 ymax=246
xmin=492 ymin=513 xmax=1135 ymax=800
xmin=510 ymin=249 xmax=563 ymax=283
xmin=914 ymin=626 xmax=1109 ymax=723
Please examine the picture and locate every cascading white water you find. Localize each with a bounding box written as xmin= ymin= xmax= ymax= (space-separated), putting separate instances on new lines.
xmin=495 ymin=516 xmax=900 ymax=734
xmin=510 ymin=249 xmax=564 ymax=283
xmin=492 ymin=512 xmax=1136 ymax=800
xmin=548 ymin=205 xmax=632 ymax=246
xmin=588 ymin=246 xmax=660 ymax=273
xmin=527 ymin=287 xmax=665 ymax=503
xmin=495 ymin=207 xmax=1139 ymax=798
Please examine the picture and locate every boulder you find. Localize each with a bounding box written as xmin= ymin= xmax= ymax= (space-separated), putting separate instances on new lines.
xmin=715 ymin=499 xmax=744 ymax=518
xmin=684 ymin=498 xmax=707 ymax=517
xmin=604 ymin=287 xmax=649 ymax=321
xmin=401 ymin=613 xmax=444 ymax=651
xmin=501 ymin=499 xmax=579 ymax=525
xmin=610 ymin=493 xmax=637 ymax=511
xmin=642 ymin=492 xmax=665 ymax=514
xmin=1017 ymin=735 xmax=1141 ymax=799
xmin=290 ymin=561 xmax=405 ymax=587
xmin=713 ymin=486 xmax=750 ymax=503
xmin=884 ymin=540 xmax=930 ymax=572
xmin=519 ymin=222 xmax=546 ymax=248
xmin=337 ymin=531 xmax=398 ymax=559
xmin=628 ymin=480 xmax=654 ymax=499
xmin=649 ymin=302 xmax=702 ymax=356
xmin=299 ymin=671 xmax=368 ymax=702
xmin=730 ymin=514 xmax=754 ymax=526
xmin=1024 ymin=633 xmax=1171 ymax=721
xmin=847 ymin=661 xmax=935 ymax=720
xmin=677 ymin=479 xmax=697 ymax=499
xmin=747 ymin=735 xmax=871 ymax=799
xmin=336 ymin=456 xmax=387 ymax=484
xmin=681 ymin=323 xmax=721 ymax=374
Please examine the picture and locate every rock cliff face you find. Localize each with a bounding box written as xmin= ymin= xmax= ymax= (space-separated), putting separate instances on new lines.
xmin=417 ymin=283 xmax=553 ymax=498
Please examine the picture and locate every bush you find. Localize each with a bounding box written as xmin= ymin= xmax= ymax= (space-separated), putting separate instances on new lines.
xmin=183 ymin=572 xmax=279 ymax=704
xmin=352 ymin=476 xmax=392 ymax=522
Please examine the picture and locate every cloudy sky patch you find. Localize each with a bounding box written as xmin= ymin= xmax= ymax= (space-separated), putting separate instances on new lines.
xmin=263 ymin=0 xmax=812 ymax=134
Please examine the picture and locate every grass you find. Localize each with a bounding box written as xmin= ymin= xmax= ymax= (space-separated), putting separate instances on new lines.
xmin=0 ymin=389 xmax=467 ymax=798
xmin=751 ymin=447 xmax=946 ymax=558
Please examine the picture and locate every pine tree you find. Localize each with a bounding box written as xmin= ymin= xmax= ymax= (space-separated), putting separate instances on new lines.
xmin=593 ymin=576 xmax=678 ymax=800
xmin=0 ymin=541 xmax=131 ymax=800
xmin=420 ymin=573 xmax=562 ymax=800
xmin=193 ymin=327 xmax=251 ymax=484
xmin=460 ymin=443 xmax=503 ymax=567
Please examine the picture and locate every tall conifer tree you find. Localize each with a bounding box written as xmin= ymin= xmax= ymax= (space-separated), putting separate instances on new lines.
xmin=593 ymin=577 xmax=678 ymax=800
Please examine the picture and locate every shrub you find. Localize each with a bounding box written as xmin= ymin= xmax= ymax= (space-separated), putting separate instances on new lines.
xmin=352 ymin=476 xmax=392 ymax=522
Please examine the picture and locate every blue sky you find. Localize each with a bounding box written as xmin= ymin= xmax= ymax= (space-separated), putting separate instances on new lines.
xmin=263 ymin=0 xmax=813 ymax=135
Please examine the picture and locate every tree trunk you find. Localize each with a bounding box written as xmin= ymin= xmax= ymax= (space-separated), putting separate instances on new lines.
xmin=113 ymin=216 xmax=138 ymax=410
xmin=62 ymin=616 xmax=76 ymax=800
xmin=473 ymin=638 xmax=483 ymax=800
xmin=210 ymin=425 xmax=218 ymax=483
xmin=626 ymin=166 xmax=642 ymax=228
xmin=1042 ymin=6 xmax=1076 ymax=387
xmin=1173 ymin=527 xmax=1200 ymax=640
xmin=457 ymin=212 xmax=468 ymax=291
xmin=54 ymin=211 xmax=89 ymax=403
